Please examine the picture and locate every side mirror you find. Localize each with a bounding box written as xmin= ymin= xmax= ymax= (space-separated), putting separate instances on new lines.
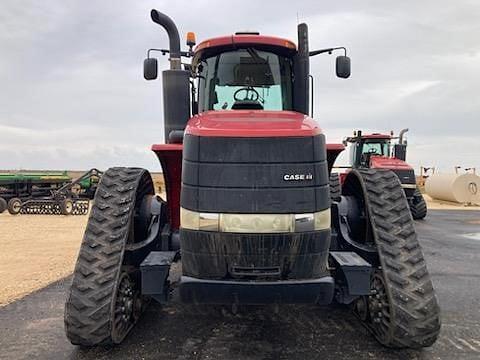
xmin=144 ymin=58 xmax=158 ymax=80
xmin=336 ymin=55 xmax=351 ymax=78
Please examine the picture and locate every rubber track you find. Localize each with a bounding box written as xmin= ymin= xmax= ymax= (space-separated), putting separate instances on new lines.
xmin=64 ymin=167 xmax=152 ymax=346
xmin=355 ymin=169 xmax=441 ymax=348
xmin=410 ymin=188 xmax=427 ymax=220
xmin=329 ymin=173 xmax=341 ymax=202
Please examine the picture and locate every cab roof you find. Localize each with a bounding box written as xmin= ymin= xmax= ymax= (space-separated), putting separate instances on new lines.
xmin=345 ymin=133 xmax=393 ymax=142
xmin=195 ymin=34 xmax=297 ymax=53
xmin=361 ymin=133 xmax=393 ymax=140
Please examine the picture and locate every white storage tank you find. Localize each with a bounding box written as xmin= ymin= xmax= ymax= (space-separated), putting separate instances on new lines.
xmin=425 ymin=173 xmax=480 ymax=205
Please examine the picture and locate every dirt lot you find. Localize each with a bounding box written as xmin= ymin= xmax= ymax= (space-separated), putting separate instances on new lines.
xmin=424 ymin=194 xmax=480 ymax=210
xmin=0 ymin=213 xmax=87 ymax=306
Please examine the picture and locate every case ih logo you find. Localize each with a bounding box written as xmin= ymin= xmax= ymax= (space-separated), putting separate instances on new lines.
xmin=283 ymin=173 xmax=313 ymax=181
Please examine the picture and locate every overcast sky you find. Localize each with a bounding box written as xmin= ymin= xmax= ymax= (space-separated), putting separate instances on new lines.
xmin=1 ymin=0 xmax=479 ymax=173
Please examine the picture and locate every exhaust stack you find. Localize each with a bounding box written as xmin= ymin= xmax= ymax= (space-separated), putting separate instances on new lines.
xmin=395 ymin=129 xmax=409 ymax=161
xmin=293 ymin=23 xmax=310 ymax=115
xmin=398 ymin=128 xmax=409 ymax=144
xmin=150 ymin=9 xmax=191 ymax=143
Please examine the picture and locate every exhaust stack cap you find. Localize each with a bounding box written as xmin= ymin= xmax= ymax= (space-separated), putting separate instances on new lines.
xmin=150 ymin=9 xmax=182 ymax=70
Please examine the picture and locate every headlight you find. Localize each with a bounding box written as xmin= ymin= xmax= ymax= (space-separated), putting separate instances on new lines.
xmin=180 ymin=208 xmax=219 ymax=231
xmin=220 ymin=213 xmax=294 ymax=233
xmin=314 ymin=209 xmax=331 ymax=230
xmin=180 ymin=208 xmax=330 ymax=233
xmin=180 ymin=208 xmax=200 ymax=230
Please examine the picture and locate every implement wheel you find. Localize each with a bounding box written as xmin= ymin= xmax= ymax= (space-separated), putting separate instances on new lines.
xmin=7 ymin=198 xmax=22 ymax=215
xmin=341 ymin=169 xmax=441 ymax=348
xmin=0 ymin=197 xmax=7 ymax=214
xmin=65 ymin=167 xmax=155 ymax=346
xmin=60 ymin=198 xmax=74 ymax=215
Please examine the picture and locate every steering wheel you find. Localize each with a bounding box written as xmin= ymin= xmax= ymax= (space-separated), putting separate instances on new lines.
xmin=234 ymin=87 xmax=259 ymax=102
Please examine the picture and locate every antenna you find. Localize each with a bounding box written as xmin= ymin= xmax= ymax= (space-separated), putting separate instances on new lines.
xmin=296 ymin=12 xmax=299 ymax=25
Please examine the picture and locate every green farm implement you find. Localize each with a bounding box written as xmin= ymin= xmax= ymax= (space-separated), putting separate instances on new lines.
xmin=0 ymin=168 xmax=102 ymax=215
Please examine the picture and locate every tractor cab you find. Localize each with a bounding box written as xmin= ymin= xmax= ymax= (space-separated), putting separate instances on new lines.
xmin=143 ymin=26 xmax=351 ymax=143
xmin=345 ymin=129 xmax=409 ymax=168
xmin=346 ymin=132 xmax=393 ymax=167
xmin=193 ymin=36 xmax=296 ymax=112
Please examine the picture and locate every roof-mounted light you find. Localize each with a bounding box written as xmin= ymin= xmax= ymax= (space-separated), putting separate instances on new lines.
xmin=186 ymin=31 xmax=196 ymax=46
xmin=235 ymin=31 xmax=260 ymax=35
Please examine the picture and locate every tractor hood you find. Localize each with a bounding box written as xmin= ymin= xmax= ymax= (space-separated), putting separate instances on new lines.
xmin=185 ymin=110 xmax=322 ymax=137
xmin=370 ymin=156 xmax=413 ymax=171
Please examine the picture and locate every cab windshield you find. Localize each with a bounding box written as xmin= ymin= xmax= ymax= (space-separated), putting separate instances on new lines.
xmin=350 ymin=139 xmax=391 ymax=166
xmin=197 ymin=48 xmax=293 ymax=112
xmin=361 ymin=140 xmax=390 ymax=156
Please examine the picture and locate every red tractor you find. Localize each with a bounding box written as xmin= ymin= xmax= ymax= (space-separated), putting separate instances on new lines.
xmin=335 ymin=130 xmax=427 ymax=220
xmin=64 ymin=10 xmax=440 ymax=348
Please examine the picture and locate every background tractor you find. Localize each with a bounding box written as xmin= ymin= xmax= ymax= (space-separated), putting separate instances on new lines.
xmin=332 ymin=129 xmax=427 ymax=220
xmin=64 ymin=10 xmax=440 ymax=348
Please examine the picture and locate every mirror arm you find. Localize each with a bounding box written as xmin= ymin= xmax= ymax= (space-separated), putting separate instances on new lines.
xmin=147 ymin=48 xmax=170 ymax=58
xmin=309 ymin=46 xmax=347 ymax=57
xmin=147 ymin=48 xmax=193 ymax=58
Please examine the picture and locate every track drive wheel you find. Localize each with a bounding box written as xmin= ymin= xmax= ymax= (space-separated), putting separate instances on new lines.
xmin=329 ymin=172 xmax=341 ymax=202
xmin=0 ymin=197 xmax=7 ymax=214
xmin=342 ymin=169 xmax=441 ymax=348
xmin=7 ymin=197 xmax=22 ymax=215
xmin=65 ymin=167 xmax=155 ymax=346
xmin=60 ymin=198 xmax=74 ymax=215
xmin=410 ymin=188 xmax=427 ymax=220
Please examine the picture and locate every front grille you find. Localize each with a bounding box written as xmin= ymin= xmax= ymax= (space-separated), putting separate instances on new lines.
xmin=392 ymin=169 xmax=415 ymax=184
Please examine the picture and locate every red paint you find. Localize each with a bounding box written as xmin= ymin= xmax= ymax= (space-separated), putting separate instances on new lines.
xmin=185 ymin=110 xmax=322 ymax=137
xmin=195 ymin=35 xmax=296 ymax=53
xmin=151 ymin=144 xmax=183 ymax=151
xmin=369 ymin=156 xmax=413 ymax=170
xmin=326 ymin=143 xmax=345 ymax=151
xmin=151 ymin=144 xmax=183 ymax=230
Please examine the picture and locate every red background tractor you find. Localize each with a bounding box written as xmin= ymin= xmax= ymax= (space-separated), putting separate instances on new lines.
xmin=332 ymin=129 xmax=427 ymax=220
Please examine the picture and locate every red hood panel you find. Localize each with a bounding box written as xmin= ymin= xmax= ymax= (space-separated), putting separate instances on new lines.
xmin=185 ymin=110 xmax=322 ymax=137
xmin=370 ymin=156 xmax=413 ymax=170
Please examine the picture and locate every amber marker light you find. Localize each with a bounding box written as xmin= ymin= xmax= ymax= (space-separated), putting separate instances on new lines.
xmin=186 ymin=31 xmax=196 ymax=46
